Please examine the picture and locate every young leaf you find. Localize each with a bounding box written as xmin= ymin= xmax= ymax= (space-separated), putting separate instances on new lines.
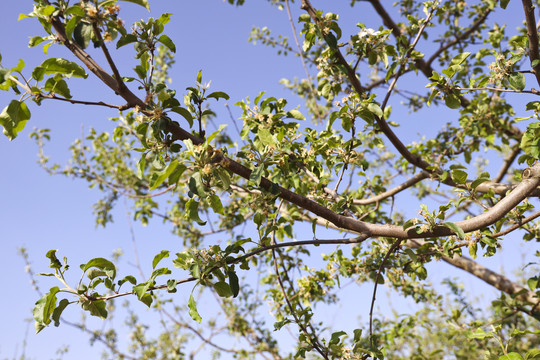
xmin=73 ymin=21 xmax=93 ymax=49
xmin=51 ymin=298 xmax=69 ymax=327
xmin=152 ymin=250 xmax=170 ymax=269
xmin=33 ymin=286 xmax=60 ymax=333
xmin=0 ymin=100 xmax=31 ymax=140
xmin=209 ymin=194 xmax=224 ymax=215
xmin=249 ymin=165 xmax=264 ymax=186
xmin=228 ymin=269 xmax=240 ymax=297
xmin=149 ymin=159 xmax=179 ymax=190
xmin=32 ymin=58 xmax=88 ymax=81
xmin=450 ymin=52 xmax=471 ymax=65
xmin=287 ymin=109 xmax=305 ymax=120
xmin=444 ymin=93 xmax=461 ymax=109
xmin=81 ymin=299 xmax=108 ymax=319
xmin=158 ymin=34 xmax=176 ymax=53
xmin=83 ymin=258 xmax=116 ymax=280
xmin=188 ymin=293 xmax=202 ymax=323
xmin=119 ymin=0 xmax=151 ymax=11
xmin=206 ymin=91 xmax=230 ymax=101
xmin=442 ymin=222 xmax=465 ymax=239
xmin=186 ymin=199 xmax=207 ymax=225
xmin=508 ymin=72 xmax=526 ymax=91
xmin=213 ymin=281 xmax=233 ymax=297
xmin=170 ymin=106 xmax=194 ymax=127
xmin=116 ymin=34 xmax=138 ymax=49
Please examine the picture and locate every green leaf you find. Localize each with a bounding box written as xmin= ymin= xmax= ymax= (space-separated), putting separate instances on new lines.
xmin=324 ymin=33 xmax=337 ymax=49
xmin=444 ymin=93 xmax=461 ymax=109
xmin=521 ymin=122 xmax=540 ymax=159
xmin=0 ymin=100 xmax=31 ymax=140
xmin=206 ymin=91 xmax=230 ymax=101
xmin=500 ymin=0 xmax=510 ymax=9
xmin=257 ymin=128 xmax=275 ymax=147
xmin=228 ymin=269 xmax=240 ymax=297
xmin=287 ymin=109 xmax=305 ymax=120
xmin=528 ymin=276 xmax=538 ymax=290
xmin=525 ymin=349 xmax=540 ymax=359
xmin=467 ymin=328 xmax=493 ymax=340
xmin=508 ymin=72 xmax=526 ymax=91
xmin=170 ymin=106 xmax=193 ymax=127
xmin=33 ymin=286 xmax=60 ymax=333
xmin=73 ymin=21 xmax=93 ymax=49
xmin=498 ymin=353 xmax=524 ymax=360
xmin=45 ymin=249 xmax=62 ymax=269
xmin=186 ymin=199 xmax=207 ymax=225
xmin=274 ymin=318 xmax=292 ymax=330
xmin=209 ymin=194 xmax=224 ymax=215
xmin=44 ymin=77 xmax=72 ymax=99
xmin=442 ymin=222 xmax=465 ymax=240
xmin=139 ymin=293 xmax=153 ymax=307
xmin=116 ymin=34 xmax=138 ymax=49
xmin=451 ymin=169 xmax=468 ymax=184
xmin=213 ymin=281 xmax=233 ymax=297
xmin=188 ymin=293 xmax=202 ymax=323
xmin=450 ymin=52 xmax=471 ymax=66
xmin=119 ymin=0 xmax=151 ymax=10
xmin=133 ymin=282 xmax=152 ymax=300
xmin=118 ymin=275 xmax=137 ymax=286
xmin=29 ymin=36 xmax=45 ymax=48
xmin=33 ymin=58 xmax=88 ymax=81
xmin=149 ymin=159 xmax=179 ymax=190
xmin=367 ymin=103 xmax=384 ymax=118
xmin=81 ymin=299 xmax=108 ymax=319
xmin=152 ymin=250 xmax=170 ymax=269
xmin=156 ymin=13 xmax=172 ymax=25
xmin=83 ymin=258 xmax=116 ymax=280
xmin=51 ymin=298 xmax=69 ymax=327
xmin=166 ymin=279 xmax=177 ymax=293
xmin=158 ymin=34 xmax=176 ymax=53
xmin=249 ymin=165 xmax=264 ymax=186
xmin=469 ymin=241 xmax=478 ymax=259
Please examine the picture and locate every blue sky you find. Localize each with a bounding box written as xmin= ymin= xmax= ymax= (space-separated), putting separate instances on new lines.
xmin=0 ymin=1 xmax=537 ymax=359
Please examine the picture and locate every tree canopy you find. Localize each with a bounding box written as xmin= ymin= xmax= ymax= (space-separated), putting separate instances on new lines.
xmin=3 ymin=0 xmax=540 ymax=359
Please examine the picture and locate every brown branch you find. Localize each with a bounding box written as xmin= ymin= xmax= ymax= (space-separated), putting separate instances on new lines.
xmin=522 ymin=0 xmax=540 ymax=86
xmin=300 ymin=0 xmax=363 ymax=92
xmin=369 ymin=239 xmax=403 ymax=347
xmin=353 ymin=171 xmax=430 ymax=205
xmin=426 ymin=9 xmax=491 ymax=66
xmin=495 ymin=145 xmax=522 ymax=183
xmin=380 ymin=1 xmax=438 ymax=110
xmin=37 ymin=93 xmax=131 ymax=110
xmin=92 ymin=23 xmax=129 ymax=95
xmin=407 ymin=238 xmax=539 ymax=305
xmin=47 ymin=13 xmax=144 ymax=107
xmin=160 ymin=308 xmax=243 ymax=355
xmin=457 ymin=86 xmax=540 ymax=95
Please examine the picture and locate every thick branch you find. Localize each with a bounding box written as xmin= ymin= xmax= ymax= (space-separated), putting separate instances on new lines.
xmin=522 ymin=0 xmax=540 ymax=86
xmin=48 ymin=15 xmax=144 ymax=108
xmin=407 ymin=239 xmax=538 ymax=304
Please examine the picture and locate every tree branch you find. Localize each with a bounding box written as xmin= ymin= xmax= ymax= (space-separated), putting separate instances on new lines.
xmin=522 ymin=0 xmax=540 ymax=86
xmin=406 ymin=238 xmax=539 ymax=305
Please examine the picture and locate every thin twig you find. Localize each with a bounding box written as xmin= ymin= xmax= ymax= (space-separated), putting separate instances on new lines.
xmin=457 ymin=86 xmax=540 ymax=95
xmin=494 ymin=145 xmax=521 ymax=183
xmin=37 ymin=93 xmax=131 ymax=110
xmin=92 ymin=23 xmax=129 ymax=94
xmin=270 ymin=201 xmax=329 ymax=360
xmin=369 ymin=238 xmax=403 ymax=348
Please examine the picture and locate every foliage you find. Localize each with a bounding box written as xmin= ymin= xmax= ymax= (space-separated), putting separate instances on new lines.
xmin=4 ymin=0 xmax=540 ymax=359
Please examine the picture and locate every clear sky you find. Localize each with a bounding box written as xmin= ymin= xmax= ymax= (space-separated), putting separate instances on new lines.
xmin=0 ymin=1 xmax=535 ymax=359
